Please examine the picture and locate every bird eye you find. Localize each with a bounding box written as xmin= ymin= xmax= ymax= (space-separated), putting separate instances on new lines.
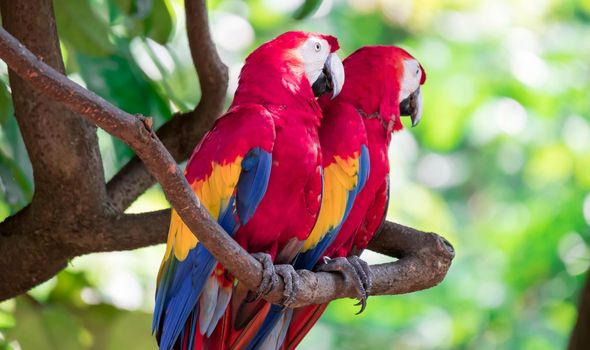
xmin=314 ymin=42 xmax=321 ymax=52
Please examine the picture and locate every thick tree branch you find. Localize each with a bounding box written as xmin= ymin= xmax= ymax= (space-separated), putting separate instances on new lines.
xmin=0 ymin=0 xmax=106 ymax=210
xmin=107 ymin=0 xmax=228 ymax=211
xmin=89 ymin=210 xmax=455 ymax=305
xmin=0 ymin=0 xmax=108 ymax=298
xmin=73 ymin=209 xmax=456 ymax=294
xmin=0 ymin=26 xmax=454 ymax=306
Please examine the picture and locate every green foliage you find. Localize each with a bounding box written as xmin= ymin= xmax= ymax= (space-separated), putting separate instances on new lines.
xmin=1 ymin=0 xmax=589 ymax=349
xmin=0 ymin=83 xmax=11 ymax=124
xmin=111 ymin=0 xmax=175 ymax=44
xmin=54 ymin=0 xmax=114 ymax=57
xmin=293 ymin=0 xmax=323 ymax=20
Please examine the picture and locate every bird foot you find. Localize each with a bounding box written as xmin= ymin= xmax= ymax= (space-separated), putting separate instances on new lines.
xmin=251 ymin=252 xmax=276 ymax=298
xmin=274 ymin=264 xmax=301 ymax=308
xmin=316 ymin=255 xmax=373 ymax=314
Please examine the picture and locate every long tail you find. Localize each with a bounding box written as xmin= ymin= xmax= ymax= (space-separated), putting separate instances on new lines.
xmin=283 ymin=304 xmax=328 ymax=350
xmin=177 ymin=264 xmax=234 ymax=350
xmin=244 ymin=305 xmax=293 ymax=350
xmin=154 ymin=198 xmax=239 ymax=350
xmin=154 ymin=245 xmax=219 ymax=350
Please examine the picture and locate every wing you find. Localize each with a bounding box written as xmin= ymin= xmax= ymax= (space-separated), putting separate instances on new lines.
xmin=294 ymin=102 xmax=370 ymax=270
xmin=153 ymin=104 xmax=276 ymax=350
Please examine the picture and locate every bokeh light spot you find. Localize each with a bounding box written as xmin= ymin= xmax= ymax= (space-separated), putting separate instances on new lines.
xmin=558 ymin=232 xmax=590 ymax=275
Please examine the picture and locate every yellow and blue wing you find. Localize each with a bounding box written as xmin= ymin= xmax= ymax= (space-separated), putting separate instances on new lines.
xmin=153 ymin=104 xmax=275 ymax=350
xmin=294 ymin=144 xmax=370 ymax=270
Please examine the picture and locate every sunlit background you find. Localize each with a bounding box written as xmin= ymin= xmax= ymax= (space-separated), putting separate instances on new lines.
xmin=1 ymin=0 xmax=590 ymax=349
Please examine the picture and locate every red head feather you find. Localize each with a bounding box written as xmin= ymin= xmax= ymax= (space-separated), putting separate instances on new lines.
xmin=319 ymin=45 xmax=426 ymax=132
xmin=232 ymin=31 xmax=340 ymax=108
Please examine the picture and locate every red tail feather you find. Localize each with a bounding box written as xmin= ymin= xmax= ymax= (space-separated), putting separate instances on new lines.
xmin=284 ymin=304 xmax=329 ymax=350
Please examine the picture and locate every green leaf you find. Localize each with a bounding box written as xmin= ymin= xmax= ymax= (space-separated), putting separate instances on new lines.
xmin=75 ymin=49 xmax=171 ymax=163
xmin=0 ymin=310 xmax=15 ymax=329
xmin=113 ymin=0 xmax=134 ymax=15
xmin=4 ymin=298 xmax=84 ymax=350
xmin=105 ymin=312 xmax=157 ymax=350
xmin=144 ymin=0 xmax=175 ymax=44
xmin=293 ymin=0 xmax=323 ymax=20
xmin=0 ymin=113 xmax=33 ymax=211
xmin=112 ymin=0 xmax=156 ymax=19
xmin=110 ymin=0 xmax=174 ymax=43
xmin=0 ymin=150 xmax=32 ymax=214
xmin=0 ymin=82 xmax=12 ymax=124
xmin=54 ymin=0 xmax=114 ymax=57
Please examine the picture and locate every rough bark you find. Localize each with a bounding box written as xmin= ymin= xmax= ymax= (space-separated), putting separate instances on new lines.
xmin=0 ymin=0 xmax=107 ymax=296
xmin=0 ymin=0 xmax=454 ymax=309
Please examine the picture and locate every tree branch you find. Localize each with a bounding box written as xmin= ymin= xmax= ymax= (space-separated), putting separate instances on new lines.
xmin=0 ymin=0 xmax=107 ymax=211
xmin=0 ymin=0 xmax=109 ymax=299
xmin=0 ymin=25 xmax=454 ymax=306
xmin=103 ymin=211 xmax=455 ymax=305
xmin=106 ymin=0 xmax=228 ymax=211
xmin=71 ymin=209 xmax=456 ymax=296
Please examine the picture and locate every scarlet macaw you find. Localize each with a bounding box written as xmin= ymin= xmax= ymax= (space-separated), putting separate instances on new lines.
xmin=252 ymin=45 xmax=427 ymax=350
xmin=152 ymin=31 xmax=344 ymax=350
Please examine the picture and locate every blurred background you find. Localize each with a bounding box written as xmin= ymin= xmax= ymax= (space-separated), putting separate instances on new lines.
xmin=1 ymin=0 xmax=590 ymax=349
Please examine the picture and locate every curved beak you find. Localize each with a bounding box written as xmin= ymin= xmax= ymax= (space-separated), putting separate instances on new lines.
xmin=399 ymin=87 xmax=423 ymax=127
xmin=312 ymin=53 xmax=345 ymax=99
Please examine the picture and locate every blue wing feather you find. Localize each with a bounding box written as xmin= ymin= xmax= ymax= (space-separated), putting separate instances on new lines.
xmin=237 ymin=148 xmax=273 ymax=224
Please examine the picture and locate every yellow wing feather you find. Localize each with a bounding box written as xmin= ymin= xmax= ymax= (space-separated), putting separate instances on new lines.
xmin=302 ymin=153 xmax=360 ymax=251
xmin=162 ymin=157 xmax=243 ymax=263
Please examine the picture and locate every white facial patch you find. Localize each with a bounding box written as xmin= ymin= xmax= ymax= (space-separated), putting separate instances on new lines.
xmin=399 ymin=59 xmax=422 ymax=103
xmin=298 ymin=38 xmax=331 ymax=85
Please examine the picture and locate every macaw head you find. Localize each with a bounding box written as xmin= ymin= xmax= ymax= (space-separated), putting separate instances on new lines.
xmin=234 ymin=31 xmax=344 ymax=105
xmin=322 ymin=46 xmax=426 ymax=132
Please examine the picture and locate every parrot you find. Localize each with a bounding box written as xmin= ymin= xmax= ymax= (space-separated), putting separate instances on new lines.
xmin=245 ymin=45 xmax=427 ymax=350
xmin=152 ymin=31 xmax=345 ymax=350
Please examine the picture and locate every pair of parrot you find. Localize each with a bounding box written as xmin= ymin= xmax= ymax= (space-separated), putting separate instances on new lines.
xmin=153 ymin=31 xmax=426 ymax=350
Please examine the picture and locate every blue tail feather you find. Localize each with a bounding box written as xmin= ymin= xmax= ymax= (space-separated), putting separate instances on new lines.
xmin=155 ymin=148 xmax=272 ymax=350
xmin=155 ymin=201 xmax=238 ymax=350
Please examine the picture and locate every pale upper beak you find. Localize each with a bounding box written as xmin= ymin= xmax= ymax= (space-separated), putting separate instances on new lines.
xmin=311 ymin=53 xmax=345 ymax=99
xmin=399 ymin=87 xmax=423 ymax=127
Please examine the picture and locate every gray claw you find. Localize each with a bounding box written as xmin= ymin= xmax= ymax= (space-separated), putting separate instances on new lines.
xmin=317 ymin=255 xmax=373 ymax=313
xmin=349 ymin=255 xmax=373 ymax=296
xmin=251 ymin=253 xmax=276 ymax=298
xmin=275 ymin=264 xmax=300 ymax=308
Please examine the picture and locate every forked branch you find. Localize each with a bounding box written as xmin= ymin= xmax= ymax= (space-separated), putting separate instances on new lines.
xmin=0 ymin=22 xmax=453 ymax=306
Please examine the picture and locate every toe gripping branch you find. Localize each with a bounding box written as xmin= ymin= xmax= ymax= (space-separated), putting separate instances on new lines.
xmin=317 ymin=256 xmax=372 ymax=313
xmin=249 ymin=221 xmax=455 ymax=309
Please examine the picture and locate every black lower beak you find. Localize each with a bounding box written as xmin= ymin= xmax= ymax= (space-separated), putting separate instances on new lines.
xmin=399 ymin=88 xmax=422 ymax=127
xmin=312 ymin=65 xmax=333 ymax=97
